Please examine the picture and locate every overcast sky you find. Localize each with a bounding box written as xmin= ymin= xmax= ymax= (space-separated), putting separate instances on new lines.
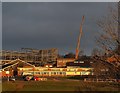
xmin=2 ymin=2 xmax=117 ymax=55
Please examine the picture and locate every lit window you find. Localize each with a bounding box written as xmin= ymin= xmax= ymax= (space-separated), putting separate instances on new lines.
xmin=74 ymin=61 xmax=78 ymax=63
xmin=90 ymin=61 xmax=93 ymax=63
xmin=80 ymin=61 xmax=84 ymax=63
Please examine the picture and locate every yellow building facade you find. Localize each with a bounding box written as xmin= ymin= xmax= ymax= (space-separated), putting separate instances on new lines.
xmin=17 ymin=67 xmax=93 ymax=76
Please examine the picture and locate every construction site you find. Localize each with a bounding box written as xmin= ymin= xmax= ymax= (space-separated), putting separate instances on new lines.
xmin=0 ymin=15 xmax=119 ymax=79
xmin=0 ymin=16 xmax=94 ymax=77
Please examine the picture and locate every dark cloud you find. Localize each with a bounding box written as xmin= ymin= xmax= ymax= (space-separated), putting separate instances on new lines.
xmin=2 ymin=2 xmax=116 ymax=55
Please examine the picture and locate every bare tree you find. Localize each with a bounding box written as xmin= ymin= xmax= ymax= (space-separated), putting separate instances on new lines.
xmin=93 ymin=3 xmax=120 ymax=79
xmin=96 ymin=3 xmax=120 ymax=60
xmin=96 ymin=4 xmax=120 ymax=56
xmin=91 ymin=48 xmax=104 ymax=57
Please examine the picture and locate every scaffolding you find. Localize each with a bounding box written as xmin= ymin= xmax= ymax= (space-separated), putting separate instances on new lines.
xmin=1 ymin=48 xmax=58 ymax=64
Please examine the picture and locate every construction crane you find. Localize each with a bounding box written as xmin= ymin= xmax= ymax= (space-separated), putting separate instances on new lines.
xmin=75 ymin=16 xmax=85 ymax=60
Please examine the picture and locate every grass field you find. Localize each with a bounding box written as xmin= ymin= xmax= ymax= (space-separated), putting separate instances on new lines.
xmin=2 ymin=80 xmax=120 ymax=92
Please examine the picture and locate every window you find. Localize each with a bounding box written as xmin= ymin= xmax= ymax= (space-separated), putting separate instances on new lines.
xmin=90 ymin=61 xmax=93 ymax=63
xmin=70 ymin=69 xmax=74 ymax=71
xmin=54 ymin=72 xmax=56 ymax=75
xmin=60 ymin=69 xmax=62 ymax=71
xmin=74 ymin=61 xmax=78 ymax=63
xmin=35 ymin=72 xmax=40 ymax=74
xmin=46 ymin=72 xmax=49 ymax=74
xmin=60 ymin=72 xmax=62 ymax=75
xmin=41 ymin=72 xmax=43 ymax=74
xmin=62 ymin=72 xmax=66 ymax=75
xmin=67 ymin=69 xmax=70 ymax=71
xmin=80 ymin=61 xmax=84 ymax=63
xmin=44 ymin=72 xmax=46 ymax=74
xmin=51 ymin=72 xmax=54 ymax=74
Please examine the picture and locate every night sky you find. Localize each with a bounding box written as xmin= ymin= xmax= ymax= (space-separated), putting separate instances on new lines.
xmin=2 ymin=2 xmax=116 ymax=55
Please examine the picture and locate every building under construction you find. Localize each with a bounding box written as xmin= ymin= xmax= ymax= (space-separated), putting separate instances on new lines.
xmin=1 ymin=48 xmax=58 ymax=65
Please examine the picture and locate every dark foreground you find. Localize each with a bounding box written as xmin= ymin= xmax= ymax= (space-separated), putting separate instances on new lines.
xmin=1 ymin=79 xmax=120 ymax=93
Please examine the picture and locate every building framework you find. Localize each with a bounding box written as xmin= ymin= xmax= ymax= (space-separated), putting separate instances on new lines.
xmin=1 ymin=48 xmax=58 ymax=64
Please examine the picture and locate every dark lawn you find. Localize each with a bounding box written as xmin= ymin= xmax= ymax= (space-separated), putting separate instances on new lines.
xmin=2 ymin=80 xmax=120 ymax=92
